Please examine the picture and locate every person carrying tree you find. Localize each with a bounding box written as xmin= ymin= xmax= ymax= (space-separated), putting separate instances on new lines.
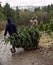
xmin=4 ymin=17 xmax=17 ymax=53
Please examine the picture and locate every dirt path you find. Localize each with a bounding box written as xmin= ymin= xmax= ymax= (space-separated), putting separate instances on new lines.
xmin=0 ymin=31 xmax=53 ymax=65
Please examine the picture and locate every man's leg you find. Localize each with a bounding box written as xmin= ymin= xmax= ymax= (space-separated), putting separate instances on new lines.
xmin=12 ymin=45 xmax=16 ymax=52
xmin=10 ymin=45 xmax=16 ymax=53
xmin=10 ymin=36 xmax=16 ymax=53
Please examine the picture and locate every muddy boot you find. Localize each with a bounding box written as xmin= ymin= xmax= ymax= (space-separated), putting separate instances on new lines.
xmin=10 ymin=48 xmax=14 ymax=53
xmin=12 ymin=45 xmax=16 ymax=53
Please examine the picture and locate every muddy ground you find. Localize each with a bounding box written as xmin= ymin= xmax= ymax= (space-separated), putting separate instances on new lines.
xmin=0 ymin=31 xmax=53 ymax=65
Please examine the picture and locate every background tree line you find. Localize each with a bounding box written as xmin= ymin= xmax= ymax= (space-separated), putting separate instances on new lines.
xmin=0 ymin=3 xmax=53 ymax=31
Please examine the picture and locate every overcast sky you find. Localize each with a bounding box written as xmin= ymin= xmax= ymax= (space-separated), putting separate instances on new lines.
xmin=0 ymin=0 xmax=53 ymax=7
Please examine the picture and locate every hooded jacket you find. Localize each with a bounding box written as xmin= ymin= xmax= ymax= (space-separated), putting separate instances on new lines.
xmin=4 ymin=17 xmax=17 ymax=36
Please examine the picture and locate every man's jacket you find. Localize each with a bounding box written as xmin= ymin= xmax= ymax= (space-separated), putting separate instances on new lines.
xmin=4 ymin=18 xmax=17 ymax=36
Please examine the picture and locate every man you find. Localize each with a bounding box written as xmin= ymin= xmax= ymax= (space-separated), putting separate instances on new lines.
xmin=30 ymin=16 xmax=38 ymax=28
xmin=4 ymin=17 xmax=17 ymax=53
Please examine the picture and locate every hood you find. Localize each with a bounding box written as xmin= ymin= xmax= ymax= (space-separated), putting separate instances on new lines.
xmin=8 ymin=17 xmax=13 ymax=24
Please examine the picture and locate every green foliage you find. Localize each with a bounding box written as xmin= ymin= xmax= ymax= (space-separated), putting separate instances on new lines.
xmin=10 ymin=9 xmax=16 ymax=22
xmin=15 ymin=7 xmax=20 ymax=23
xmin=45 ymin=24 xmax=51 ymax=35
xmin=0 ymin=12 xmax=5 ymax=21
xmin=2 ymin=3 xmax=20 ymax=23
xmin=49 ymin=21 xmax=53 ymax=31
xmin=50 ymin=19 xmax=53 ymax=22
xmin=0 ymin=3 xmax=53 ymax=31
xmin=44 ymin=19 xmax=53 ymax=35
xmin=38 ymin=21 xmax=45 ymax=31
xmin=3 ymin=3 xmax=11 ymax=18
xmin=4 ymin=27 xmax=40 ymax=49
xmin=19 ymin=10 xmax=33 ymax=26
xmin=34 ymin=7 xmax=41 ymax=11
xmin=33 ymin=11 xmax=50 ymax=23
xmin=45 ymin=29 xmax=52 ymax=35
xmin=0 ymin=6 xmax=3 ymax=13
xmin=45 ymin=24 xmax=49 ymax=31
xmin=15 ymin=7 xmax=19 ymax=19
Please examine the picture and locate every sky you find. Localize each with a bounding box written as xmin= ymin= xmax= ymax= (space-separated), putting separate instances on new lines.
xmin=0 ymin=0 xmax=53 ymax=7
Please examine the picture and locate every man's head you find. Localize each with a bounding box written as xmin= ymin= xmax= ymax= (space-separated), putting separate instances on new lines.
xmin=8 ymin=17 xmax=13 ymax=24
xmin=31 ymin=16 xmax=35 ymax=20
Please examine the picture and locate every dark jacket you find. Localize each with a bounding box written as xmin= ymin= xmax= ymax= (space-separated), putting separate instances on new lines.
xmin=4 ymin=18 xmax=17 ymax=36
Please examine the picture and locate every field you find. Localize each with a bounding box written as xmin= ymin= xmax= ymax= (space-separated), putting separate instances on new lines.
xmin=0 ymin=1 xmax=53 ymax=65
xmin=0 ymin=31 xmax=53 ymax=65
